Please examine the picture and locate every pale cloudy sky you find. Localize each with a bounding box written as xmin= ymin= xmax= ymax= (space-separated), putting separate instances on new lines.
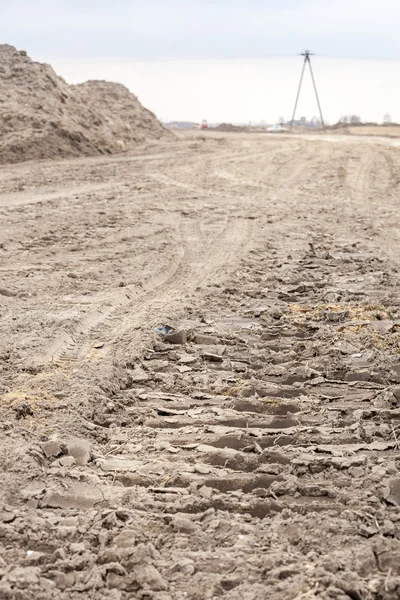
xmin=2 ymin=0 xmax=400 ymax=123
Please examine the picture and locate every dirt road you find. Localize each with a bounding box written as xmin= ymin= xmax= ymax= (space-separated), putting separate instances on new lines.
xmin=1 ymin=132 xmax=400 ymax=599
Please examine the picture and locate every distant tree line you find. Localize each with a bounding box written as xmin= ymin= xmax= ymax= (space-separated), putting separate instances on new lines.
xmin=339 ymin=114 xmax=395 ymax=125
xmin=339 ymin=115 xmax=361 ymax=124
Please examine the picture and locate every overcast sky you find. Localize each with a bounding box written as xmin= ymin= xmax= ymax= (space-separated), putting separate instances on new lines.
xmin=2 ymin=0 xmax=400 ymax=122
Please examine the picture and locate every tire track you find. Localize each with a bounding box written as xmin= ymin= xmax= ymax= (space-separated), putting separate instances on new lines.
xmin=100 ymin=215 xmax=254 ymax=359
xmin=41 ymin=218 xmax=187 ymax=365
xmin=28 ymin=138 xmax=334 ymax=370
xmin=42 ymin=211 xmax=253 ymax=365
xmin=213 ymin=141 xmax=331 ymax=192
xmin=347 ymin=148 xmax=374 ymax=205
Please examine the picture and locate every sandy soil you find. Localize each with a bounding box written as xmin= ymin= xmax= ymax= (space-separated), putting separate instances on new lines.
xmin=347 ymin=125 xmax=400 ymax=137
xmin=1 ymin=131 xmax=400 ymax=599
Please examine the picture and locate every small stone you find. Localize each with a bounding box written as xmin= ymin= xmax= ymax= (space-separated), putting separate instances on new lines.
xmin=66 ymin=439 xmax=91 ymax=466
xmin=164 ymin=330 xmax=187 ymax=345
xmin=42 ymin=440 xmax=62 ymax=458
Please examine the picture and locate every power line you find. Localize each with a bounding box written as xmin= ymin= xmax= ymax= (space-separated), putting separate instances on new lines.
xmin=53 ymin=52 xmax=400 ymax=65
xmin=291 ymin=50 xmax=324 ymax=129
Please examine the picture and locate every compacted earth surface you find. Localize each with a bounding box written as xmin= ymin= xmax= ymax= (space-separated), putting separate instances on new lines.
xmin=2 ymin=131 xmax=400 ymax=599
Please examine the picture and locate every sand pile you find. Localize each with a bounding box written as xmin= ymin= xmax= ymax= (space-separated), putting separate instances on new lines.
xmin=76 ymin=80 xmax=168 ymax=148
xmin=214 ymin=123 xmax=248 ymax=132
xmin=0 ymin=45 xmax=170 ymax=164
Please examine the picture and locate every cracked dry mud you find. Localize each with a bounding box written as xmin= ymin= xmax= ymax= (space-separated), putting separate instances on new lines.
xmin=2 ymin=131 xmax=400 ymax=599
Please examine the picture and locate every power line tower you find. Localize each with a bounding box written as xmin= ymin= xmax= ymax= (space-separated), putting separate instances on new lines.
xmin=291 ymin=50 xmax=325 ymax=130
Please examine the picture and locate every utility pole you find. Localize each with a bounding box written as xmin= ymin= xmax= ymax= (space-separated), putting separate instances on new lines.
xmin=291 ymin=50 xmax=325 ymax=130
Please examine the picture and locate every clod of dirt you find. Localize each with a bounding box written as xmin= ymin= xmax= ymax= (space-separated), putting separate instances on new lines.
xmin=393 ymin=386 xmax=400 ymax=401
xmin=41 ymin=482 xmax=104 ymax=509
xmin=66 ymin=439 xmax=91 ymax=466
xmin=41 ymin=440 xmax=62 ymax=458
xmin=194 ymin=334 xmax=220 ymax=345
xmin=202 ymin=352 xmax=224 ymax=362
xmin=344 ymin=371 xmax=370 ymax=382
xmin=171 ymin=516 xmax=199 ymax=534
xmin=370 ymin=319 xmax=394 ymax=334
xmin=385 ymin=478 xmax=400 ymax=506
xmin=135 ymin=564 xmax=167 ymax=591
xmin=129 ymin=368 xmax=150 ymax=383
xmin=1 ymin=510 xmax=16 ymax=523
xmin=164 ymin=330 xmax=187 ymax=345
xmin=58 ymin=456 xmax=76 ymax=467
xmin=0 ymin=287 xmax=18 ymax=297
xmin=13 ymin=403 xmax=34 ymax=419
xmin=113 ymin=529 xmax=137 ymax=548
xmin=334 ymin=341 xmax=360 ymax=355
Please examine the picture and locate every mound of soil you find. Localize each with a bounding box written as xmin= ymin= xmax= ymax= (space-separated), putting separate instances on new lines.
xmin=0 ymin=45 xmax=170 ymax=164
xmin=214 ymin=123 xmax=248 ymax=132
xmin=76 ymin=80 xmax=168 ymax=147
